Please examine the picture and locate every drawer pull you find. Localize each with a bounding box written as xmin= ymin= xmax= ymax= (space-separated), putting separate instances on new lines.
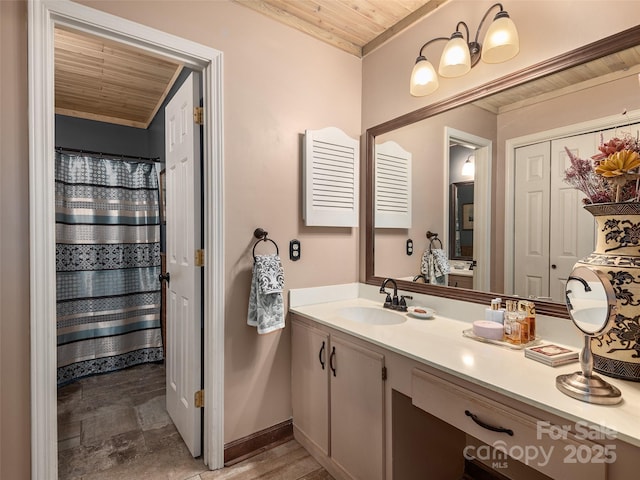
xmin=465 ymin=410 xmax=514 ymax=436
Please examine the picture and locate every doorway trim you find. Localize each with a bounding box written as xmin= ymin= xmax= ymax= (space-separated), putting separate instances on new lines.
xmin=28 ymin=1 xmax=225 ymax=477
xmin=444 ymin=127 xmax=492 ymax=291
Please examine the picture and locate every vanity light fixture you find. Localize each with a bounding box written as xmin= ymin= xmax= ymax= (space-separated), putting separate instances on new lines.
xmin=461 ymin=155 xmax=475 ymax=176
xmin=410 ymin=2 xmax=519 ymax=97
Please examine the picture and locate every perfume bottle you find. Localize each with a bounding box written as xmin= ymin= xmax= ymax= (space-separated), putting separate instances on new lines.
xmin=518 ymin=300 xmax=536 ymax=342
xmin=504 ymin=300 xmax=526 ymax=344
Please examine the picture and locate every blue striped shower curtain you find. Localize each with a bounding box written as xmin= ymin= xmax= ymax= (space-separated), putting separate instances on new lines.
xmin=55 ymin=153 xmax=164 ymax=385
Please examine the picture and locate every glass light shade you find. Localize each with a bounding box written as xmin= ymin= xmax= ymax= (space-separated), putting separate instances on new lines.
xmin=481 ymin=13 xmax=519 ymax=64
xmin=438 ymin=34 xmax=471 ymax=78
xmin=410 ymin=57 xmax=439 ymax=96
xmin=461 ymin=157 xmax=475 ymax=176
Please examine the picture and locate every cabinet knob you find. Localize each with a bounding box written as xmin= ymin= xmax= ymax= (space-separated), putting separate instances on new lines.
xmin=551 ymin=264 xmax=557 ymax=269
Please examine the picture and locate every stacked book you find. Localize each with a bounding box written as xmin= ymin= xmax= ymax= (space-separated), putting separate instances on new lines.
xmin=524 ymin=344 xmax=579 ymax=367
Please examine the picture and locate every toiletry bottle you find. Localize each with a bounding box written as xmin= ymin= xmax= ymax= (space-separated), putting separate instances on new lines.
xmin=518 ymin=300 xmax=536 ymax=341
xmin=504 ymin=300 xmax=524 ymax=345
xmin=484 ymin=300 xmax=494 ymax=322
xmin=492 ymin=298 xmax=505 ymax=324
xmin=486 ymin=298 xmax=504 ymax=324
xmin=503 ymin=300 xmax=514 ymax=342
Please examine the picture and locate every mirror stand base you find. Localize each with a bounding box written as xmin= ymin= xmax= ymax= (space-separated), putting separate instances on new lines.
xmin=556 ymin=372 xmax=622 ymax=405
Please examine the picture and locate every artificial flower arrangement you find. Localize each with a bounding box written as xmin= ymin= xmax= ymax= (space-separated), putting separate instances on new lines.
xmin=563 ymin=132 xmax=640 ymax=203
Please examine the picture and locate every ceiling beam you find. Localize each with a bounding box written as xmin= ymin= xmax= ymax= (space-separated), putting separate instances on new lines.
xmin=362 ymin=0 xmax=450 ymax=57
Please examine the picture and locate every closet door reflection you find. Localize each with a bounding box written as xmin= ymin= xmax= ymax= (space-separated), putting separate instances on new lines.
xmin=513 ymin=134 xmax=596 ymax=302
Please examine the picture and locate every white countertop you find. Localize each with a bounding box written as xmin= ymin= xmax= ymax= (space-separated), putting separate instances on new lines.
xmin=449 ymin=268 xmax=474 ymax=277
xmin=289 ymin=283 xmax=640 ymax=448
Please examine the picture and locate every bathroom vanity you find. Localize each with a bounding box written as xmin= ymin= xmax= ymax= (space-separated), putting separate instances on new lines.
xmin=448 ymin=271 xmax=473 ymax=289
xmin=289 ymin=283 xmax=640 ymax=480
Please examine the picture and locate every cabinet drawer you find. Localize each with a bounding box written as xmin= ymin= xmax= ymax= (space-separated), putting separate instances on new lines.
xmin=411 ymin=369 xmax=606 ymax=480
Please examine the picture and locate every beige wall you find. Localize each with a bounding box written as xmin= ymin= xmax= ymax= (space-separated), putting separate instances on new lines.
xmin=374 ymin=104 xmax=496 ymax=280
xmin=362 ymin=0 xmax=640 ymax=128
xmin=0 ymin=1 xmax=30 ymax=478
xmin=362 ymin=0 xmax=640 ymax=292
xmin=3 ymin=0 xmax=640 ymax=476
xmin=1 ymin=0 xmax=361 ymax=475
xmin=73 ymin=0 xmax=362 ymax=443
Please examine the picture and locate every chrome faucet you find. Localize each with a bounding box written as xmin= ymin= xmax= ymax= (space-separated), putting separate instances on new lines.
xmin=379 ymin=278 xmax=399 ymax=309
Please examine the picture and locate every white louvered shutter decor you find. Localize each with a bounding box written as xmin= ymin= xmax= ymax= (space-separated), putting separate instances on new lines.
xmin=375 ymin=140 xmax=412 ymax=228
xmin=303 ymin=127 xmax=359 ymax=227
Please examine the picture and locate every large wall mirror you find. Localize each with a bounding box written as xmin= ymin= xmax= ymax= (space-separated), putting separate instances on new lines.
xmin=365 ymin=26 xmax=640 ymax=318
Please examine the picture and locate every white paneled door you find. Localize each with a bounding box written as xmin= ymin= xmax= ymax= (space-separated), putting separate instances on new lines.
xmin=514 ymin=134 xmax=596 ymax=302
xmin=514 ymin=142 xmax=551 ymax=300
xmin=164 ymin=72 xmax=202 ymax=457
xmin=548 ymin=135 xmax=598 ymax=301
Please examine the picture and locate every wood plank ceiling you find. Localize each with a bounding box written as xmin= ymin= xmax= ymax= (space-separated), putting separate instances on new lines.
xmin=54 ymin=2 xmax=640 ymax=129
xmin=473 ymin=44 xmax=640 ymax=114
xmin=233 ymin=0 xmax=448 ymax=57
xmin=55 ymin=27 xmax=183 ymax=129
xmin=53 ymin=1 xmax=445 ymax=128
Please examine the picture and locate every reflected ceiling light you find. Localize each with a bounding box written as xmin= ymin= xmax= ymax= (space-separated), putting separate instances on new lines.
xmin=410 ymin=2 xmax=519 ymax=97
xmin=462 ymin=155 xmax=475 ymax=176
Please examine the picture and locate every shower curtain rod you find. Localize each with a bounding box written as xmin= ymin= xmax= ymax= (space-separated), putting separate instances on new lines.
xmin=55 ymin=146 xmax=162 ymax=163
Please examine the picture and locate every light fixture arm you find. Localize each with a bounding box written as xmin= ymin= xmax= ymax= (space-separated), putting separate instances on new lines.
xmin=455 ymin=21 xmax=470 ymax=41
xmin=473 ymin=3 xmax=505 ymax=44
xmin=417 ymin=36 xmax=449 ymax=58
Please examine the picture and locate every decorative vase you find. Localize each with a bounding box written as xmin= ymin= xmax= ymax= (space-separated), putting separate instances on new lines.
xmin=578 ymin=202 xmax=640 ymax=381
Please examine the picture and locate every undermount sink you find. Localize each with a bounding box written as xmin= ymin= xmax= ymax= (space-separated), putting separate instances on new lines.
xmin=337 ymin=306 xmax=407 ymax=325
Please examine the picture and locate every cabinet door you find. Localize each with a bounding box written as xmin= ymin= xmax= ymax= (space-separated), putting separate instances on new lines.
xmin=292 ymin=319 xmax=330 ymax=455
xmin=330 ymin=335 xmax=385 ymax=480
xmin=448 ymin=274 xmax=473 ymax=289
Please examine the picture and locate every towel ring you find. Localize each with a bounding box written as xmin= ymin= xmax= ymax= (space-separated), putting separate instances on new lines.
xmin=252 ymin=228 xmax=279 ymax=260
xmin=426 ymin=231 xmax=443 ymax=251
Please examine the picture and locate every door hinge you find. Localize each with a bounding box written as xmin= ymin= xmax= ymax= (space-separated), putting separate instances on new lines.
xmin=194 ymin=389 xmax=204 ymax=408
xmin=195 ymin=249 xmax=205 ymax=267
xmin=382 ymin=366 xmax=387 ymax=381
xmin=193 ymin=107 xmax=204 ymax=125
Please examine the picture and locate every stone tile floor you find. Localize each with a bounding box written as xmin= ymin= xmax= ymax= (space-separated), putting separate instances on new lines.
xmin=58 ymin=363 xmax=332 ymax=479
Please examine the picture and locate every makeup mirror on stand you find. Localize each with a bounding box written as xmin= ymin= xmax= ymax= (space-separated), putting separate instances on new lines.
xmin=556 ymin=266 xmax=622 ymax=404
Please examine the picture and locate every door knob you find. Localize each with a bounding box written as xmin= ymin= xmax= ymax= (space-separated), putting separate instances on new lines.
xmin=158 ymin=272 xmax=170 ymax=284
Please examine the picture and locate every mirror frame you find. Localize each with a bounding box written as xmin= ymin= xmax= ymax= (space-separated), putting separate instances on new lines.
xmin=364 ymin=25 xmax=640 ymax=319
xmin=565 ymin=266 xmax=617 ymax=336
